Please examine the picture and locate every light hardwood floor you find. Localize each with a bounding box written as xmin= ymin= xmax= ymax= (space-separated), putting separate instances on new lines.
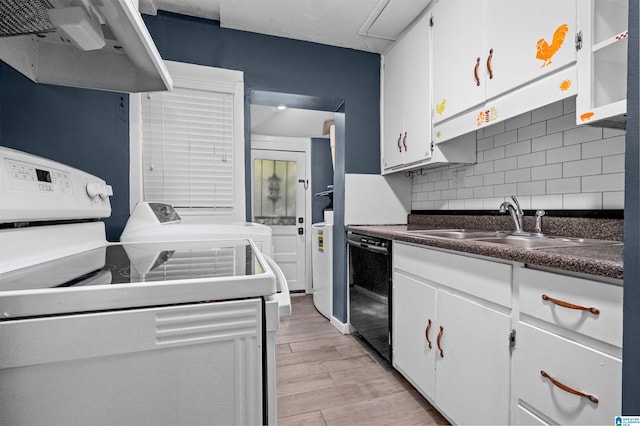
xmin=276 ymin=294 xmax=449 ymax=426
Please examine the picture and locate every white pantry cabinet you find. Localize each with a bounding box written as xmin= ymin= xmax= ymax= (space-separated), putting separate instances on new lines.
xmin=382 ymin=11 xmax=431 ymax=171
xmin=511 ymin=268 xmax=622 ymax=425
xmin=393 ymin=243 xmax=512 ymax=425
xmin=576 ymin=0 xmax=628 ymax=129
xmin=432 ymin=0 xmax=577 ymax=142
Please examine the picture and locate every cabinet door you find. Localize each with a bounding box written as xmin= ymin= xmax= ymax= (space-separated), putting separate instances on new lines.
xmin=382 ymin=40 xmax=405 ymax=170
xmin=485 ymin=0 xmax=577 ymax=100
xmin=435 ymin=290 xmax=511 ymax=425
xmin=402 ymin=12 xmax=432 ymax=165
xmin=392 ymin=272 xmax=437 ymax=400
xmin=432 ymin=0 xmax=485 ymax=124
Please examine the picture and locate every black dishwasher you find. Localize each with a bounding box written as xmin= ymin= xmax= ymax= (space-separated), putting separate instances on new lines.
xmin=347 ymin=232 xmax=392 ymax=362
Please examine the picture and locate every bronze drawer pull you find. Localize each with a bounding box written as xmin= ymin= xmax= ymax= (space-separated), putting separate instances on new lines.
xmin=425 ymin=319 xmax=432 ymax=349
xmin=437 ymin=326 xmax=444 ymax=358
xmin=487 ymin=48 xmax=494 ymax=79
xmin=541 ymin=370 xmax=599 ymax=404
xmin=402 ymin=132 xmax=407 ymax=151
xmin=397 ymin=133 xmax=402 ymax=152
xmin=474 ymin=57 xmax=481 ymax=86
xmin=541 ymin=294 xmax=600 ymax=315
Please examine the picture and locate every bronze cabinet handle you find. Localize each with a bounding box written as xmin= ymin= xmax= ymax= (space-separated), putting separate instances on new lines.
xmin=474 ymin=57 xmax=481 ymax=86
xmin=541 ymin=370 xmax=599 ymax=404
xmin=487 ymin=48 xmax=494 ymax=79
xmin=437 ymin=326 xmax=444 ymax=358
xmin=541 ymin=294 xmax=600 ymax=315
xmin=402 ymin=132 xmax=407 ymax=151
xmin=397 ymin=133 xmax=402 ymax=152
xmin=425 ymin=319 xmax=432 ymax=349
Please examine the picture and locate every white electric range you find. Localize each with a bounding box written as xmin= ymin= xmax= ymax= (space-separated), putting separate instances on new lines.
xmin=0 ymin=147 xmax=279 ymax=425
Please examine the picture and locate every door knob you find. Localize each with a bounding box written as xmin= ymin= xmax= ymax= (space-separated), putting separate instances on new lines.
xmin=298 ymin=228 xmax=304 ymax=235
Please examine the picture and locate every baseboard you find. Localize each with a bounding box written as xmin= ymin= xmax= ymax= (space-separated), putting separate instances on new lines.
xmin=330 ymin=316 xmax=351 ymax=334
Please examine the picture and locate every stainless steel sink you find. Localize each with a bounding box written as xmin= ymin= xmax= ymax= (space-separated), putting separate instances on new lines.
xmin=401 ymin=229 xmax=619 ymax=250
xmin=402 ymin=229 xmax=501 ymax=239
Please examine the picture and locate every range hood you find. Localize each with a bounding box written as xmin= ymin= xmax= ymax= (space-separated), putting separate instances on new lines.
xmin=0 ymin=0 xmax=172 ymax=93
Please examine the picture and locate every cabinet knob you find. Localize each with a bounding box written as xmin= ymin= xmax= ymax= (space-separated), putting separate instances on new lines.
xmin=487 ymin=48 xmax=494 ymax=79
xmin=474 ymin=57 xmax=481 ymax=86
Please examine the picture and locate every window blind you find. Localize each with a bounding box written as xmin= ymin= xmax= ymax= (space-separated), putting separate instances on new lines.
xmin=141 ymin=86 xmax=235 ymax=210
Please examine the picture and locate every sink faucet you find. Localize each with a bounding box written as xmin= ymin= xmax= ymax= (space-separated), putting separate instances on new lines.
xmin=499 ymin=196 xmax=524 ymax=232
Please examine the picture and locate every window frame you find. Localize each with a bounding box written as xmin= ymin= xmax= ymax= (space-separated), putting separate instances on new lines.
xmin=129 ymin=60 xmax=245 ymax=221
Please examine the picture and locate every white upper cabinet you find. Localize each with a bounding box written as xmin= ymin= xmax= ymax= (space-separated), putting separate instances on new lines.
xmin=432 ymin=0 xmax=577 ymax=142
xmin=432 ymin=0 xmax=485 ymax=124
xmin=382 ymin=11 xmax=432 ymax=171
xmin=576 ymin=0 xmax=628 ymax=129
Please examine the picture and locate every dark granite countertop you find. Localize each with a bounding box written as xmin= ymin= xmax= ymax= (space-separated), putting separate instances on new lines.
xmin=347 ymin=223 xmax=623 ymax=281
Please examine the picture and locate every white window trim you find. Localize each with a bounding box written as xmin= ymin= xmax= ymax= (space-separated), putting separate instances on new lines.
xmin=129 ymin=61 xmax=245 ymax=221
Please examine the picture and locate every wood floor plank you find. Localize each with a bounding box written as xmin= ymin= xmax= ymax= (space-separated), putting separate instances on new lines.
xmin=278 ymin=383 xmax=367 ymax=418
xmin=278 ymin=410 xmax=327 ymax=426
xmin=276 ymin=295 xmax=449 ymax=425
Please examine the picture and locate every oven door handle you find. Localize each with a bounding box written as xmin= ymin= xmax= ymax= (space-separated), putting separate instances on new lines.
xmin=347 ymin=239 xmax=389 ymax=255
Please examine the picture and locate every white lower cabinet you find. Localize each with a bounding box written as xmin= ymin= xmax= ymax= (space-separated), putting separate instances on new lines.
xmin=512 ymin=268 xmax=622 ymax=425
xmin=392 ymin=243 xmax=512 ymax=425
xmin=391 ymin=242 xmax=623 ymax=426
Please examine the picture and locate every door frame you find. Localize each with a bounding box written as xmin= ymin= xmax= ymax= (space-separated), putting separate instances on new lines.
xmin=251 ymin=135 xmax=313 ymax=294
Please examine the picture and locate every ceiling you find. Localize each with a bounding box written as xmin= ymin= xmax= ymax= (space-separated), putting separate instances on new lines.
xmin=250 ymin=105 xmax=334 ymax=138
xmin=138 ymin=0 xmax=431 ymax=53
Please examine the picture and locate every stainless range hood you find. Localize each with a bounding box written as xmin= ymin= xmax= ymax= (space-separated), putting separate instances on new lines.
xmin=0 ymin=0 xmax=172 ymax=93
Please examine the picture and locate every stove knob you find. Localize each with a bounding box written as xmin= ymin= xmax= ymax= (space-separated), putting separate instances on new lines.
xmin=86 ymin=182 xmax=102 ymax=199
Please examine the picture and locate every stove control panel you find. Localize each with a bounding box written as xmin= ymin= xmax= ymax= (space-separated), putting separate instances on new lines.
xmin=0 ymin=147 xmax=112 ymax=223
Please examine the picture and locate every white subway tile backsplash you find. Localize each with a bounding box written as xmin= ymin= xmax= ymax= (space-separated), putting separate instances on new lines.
xmin=603 ymin=154 xmax=625 ymax=174
xmin=563 ymin=158 xmax=602 ymax=177
xmin=547 ymin=145 xmax=581 ymax=164
xmin=505 ymin=168 xmax=531 ymax=183
xmin=494 ymin=130 xmax=518 ymax=147
xmin=563 ymin=193 xmax=603 ymax=209
xmin=582 ymin=135 xmax=625 ymax=159
xmin=582 ymin=173 xmax=624 ymax=193
xmin=532 ymin=133 xmax=563 ymax=152
xmin=410 ymin=100 xmax=625 ymax=211
xmin=531 ymin=164 xmax=562 ymax=181
xmin=532 ymin=100 xmax=564 ymax=123
xmin=506 ymin=140 xmax=531 ymax=157
xmin=484 ymin=172 xmax=505 ymax=185
xmin=506 ymin=112 xmax=532 ymax=131
xmin=517 ymin=181 xmax=546 ymax=195
xmin=518 ymin=122 xmax=546 ymax=141
xmin=546 ymin=113 xmax=575 ymax=134
xmin=564 ymin=126 xmax=603 ymax=146
xmin=547 ymin=177 xmax=581 ymax=194
xmin=517 ymin=151 xmax=546 ymax=168
xmin=603 ymin=191 xmax=624 ymax=209
xmin=494 ymin=157 xmax=518 ymax=172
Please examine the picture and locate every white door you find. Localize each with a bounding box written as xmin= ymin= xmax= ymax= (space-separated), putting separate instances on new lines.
xmin=251 ymin=149 xmax=307 ymax=292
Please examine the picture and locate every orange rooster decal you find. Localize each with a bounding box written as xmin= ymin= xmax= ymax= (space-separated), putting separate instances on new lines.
xmin=536 ymin=24 xmax=569 ymax=68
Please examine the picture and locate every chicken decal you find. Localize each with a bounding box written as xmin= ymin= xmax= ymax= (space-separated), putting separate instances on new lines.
xmin=536 ymin=24 xmax=569 ymax=68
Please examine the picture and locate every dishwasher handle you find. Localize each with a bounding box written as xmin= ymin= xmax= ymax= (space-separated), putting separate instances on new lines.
xmin=347 ymin=238 xmax=389 ymax=255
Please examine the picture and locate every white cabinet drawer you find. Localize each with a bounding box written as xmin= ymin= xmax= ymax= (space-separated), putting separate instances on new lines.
xmin=394 ymin=243 xmax=512 ymax=307
xmin=515 ymin=405 xmax=549 ymax=425
xmin=514 ymin=322 xmax=621 ymax=426
xmin=517 ymin=268 xmax=622 ymax=347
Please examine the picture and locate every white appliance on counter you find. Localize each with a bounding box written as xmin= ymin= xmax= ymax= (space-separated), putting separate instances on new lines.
xmin=120 ymin=201 xmax=291 ymax=318
xmin=0 ymin=147 xmax=280 ymax=425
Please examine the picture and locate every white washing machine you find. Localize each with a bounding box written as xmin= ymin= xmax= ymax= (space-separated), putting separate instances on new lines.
xmin=120 ymin=202 xmax=290 ymax=317
xmin=311 ymin=212 xmax=333 ymax=320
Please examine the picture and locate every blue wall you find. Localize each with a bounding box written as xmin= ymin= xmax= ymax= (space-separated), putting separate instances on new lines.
xmin=0 ymin=63 xmax=129 ymax=241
